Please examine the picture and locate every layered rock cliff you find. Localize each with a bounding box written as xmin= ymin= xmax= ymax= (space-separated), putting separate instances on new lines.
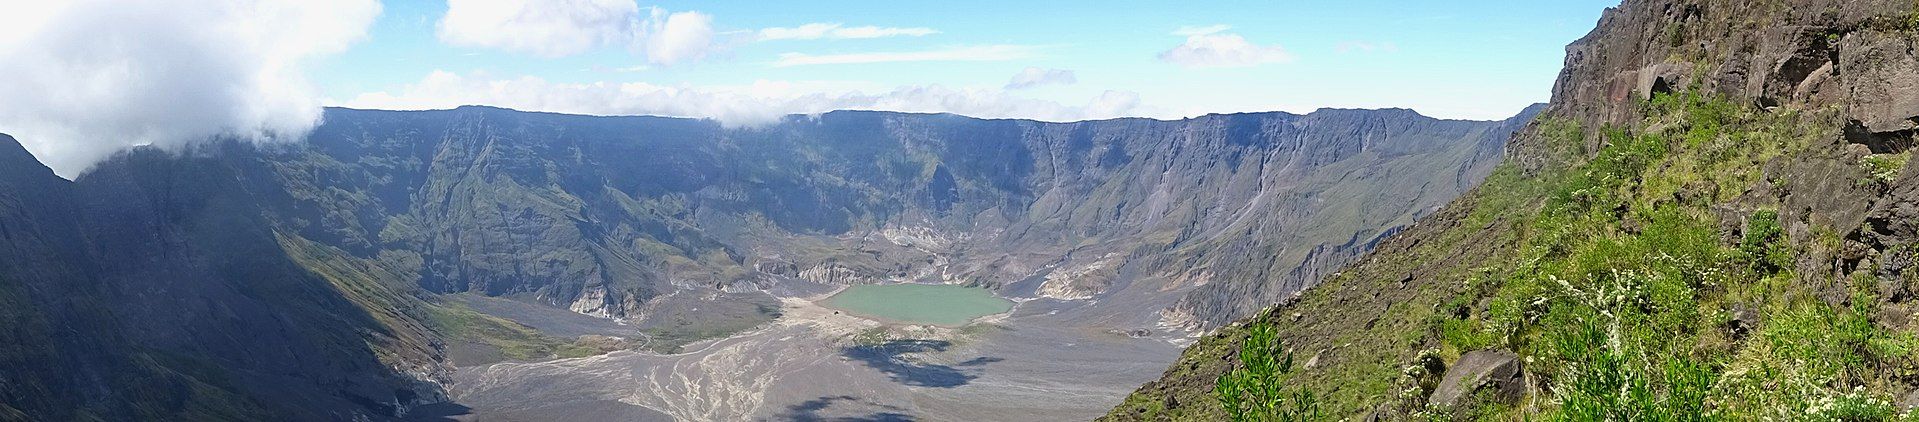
xmin=269 ymin=105 xmax=1538 ymax=335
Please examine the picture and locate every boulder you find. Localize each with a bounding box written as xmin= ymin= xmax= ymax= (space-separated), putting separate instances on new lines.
xmin=1727 ymin=304 xmax=1759 ymax=340
xmin=1428 ymin=349 xmax=1524 ymax=410
xmin=1841 ymin=32 xmax=1919 ymax=138
xmin=1364 ymin=402 xmax=1400 ymax=422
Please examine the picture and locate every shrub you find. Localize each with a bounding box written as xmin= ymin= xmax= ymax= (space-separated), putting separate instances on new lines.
xmin=1862 ymin=153 xmax=1908 ymax=184
xmin=1217 ymin=324 xmax=1321 ymax=421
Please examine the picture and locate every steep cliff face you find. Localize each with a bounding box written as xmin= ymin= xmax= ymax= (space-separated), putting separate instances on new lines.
xmin=1160 ymin=107 xmax=1539 ymax=328
xmin=0 ymin=134 xmax=132 ymax=421
xmin=263 ymin=106 xmax=1535 ymax=335
xmin=0 ymin=135 xmax=443 ymax=421
xmin=1109 ymin=1 xmax=1919 ymax=419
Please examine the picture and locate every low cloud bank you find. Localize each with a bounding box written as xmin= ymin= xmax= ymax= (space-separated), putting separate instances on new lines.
xmin=0 ymin=0 xmax=380 ymax=178
xmin=343 ymin=71 xmax=1157 ymax=126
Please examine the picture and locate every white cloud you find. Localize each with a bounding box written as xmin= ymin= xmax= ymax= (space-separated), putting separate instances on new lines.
xmin=437 ymin=0 xmax=718 ymax=65
xmin=638 ymin=9 xmax=716 ymax=65
xmin=1005 ymin=67 xmax=1077 ymax=90
xmin=758 ymin=23 xmax=939 ymax=40
xmin=1083 ymin=91 xmax=1143 ymax=118
xmin=0 ymin=0 xmax=380 ymax=178
xmin=341 ymin=71 xmax=1163 ymax=125
xmin=774 ymin=45 xmax=1041 ymax=67
xmin=437 ymin=0 xmax=639 ymax=57
xmin=1158 ymin=25 xmax=1293 ymax=69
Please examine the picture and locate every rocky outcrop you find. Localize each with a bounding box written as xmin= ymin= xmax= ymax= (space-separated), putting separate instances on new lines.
xmin=1531 ymin=0 xmax=1919 ymax=164
xmin=1038 ymin=253 xmax=1119 ymax=300
xmin=798 ymin=264 xmax=875 ymax=285
xmin=1427 ymin=349 xmax=1524 ymax=411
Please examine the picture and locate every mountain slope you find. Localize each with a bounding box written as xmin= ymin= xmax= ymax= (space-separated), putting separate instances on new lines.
xmin=0 ymin=133 xmax=444 ymax=421
xmin=1107 ymin=0 xmax=1919 ymax=419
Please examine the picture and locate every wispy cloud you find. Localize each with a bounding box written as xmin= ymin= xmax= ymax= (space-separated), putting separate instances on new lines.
xmin=340 ymin=70 xmax=1161 ymax=125
xmin=1005 ymin=67 xmax=1076 ymax=89
xmin=1158 ymin=25 xmax=1292 ymax=69
xmin=773 ymin=45 xmax=1041 ymax=67
xmin=759 ymin=23 xmax=938 ymax=40
xmin=437 ymin=0 xmax=640 ymax=58
xmin=436 ymin=0 xmax=719 ymax=65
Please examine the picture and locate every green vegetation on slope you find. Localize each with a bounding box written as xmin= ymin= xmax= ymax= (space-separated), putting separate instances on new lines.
xmin=1422 ymin=93 xmax=1912 ymax=420
xmin=422 ymin=302 xmax=600 ymax=364
xmin=1110 ymin=92 xmax=1919 ymax=420
xmin=279 ymin=231 xmax=599 ymax=365
xmin=1217 ymin=324 xmax=1320 ymax=421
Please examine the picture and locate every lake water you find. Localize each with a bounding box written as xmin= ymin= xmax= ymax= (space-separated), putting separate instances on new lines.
xmin=818 ymin=284 xmax=1015 ymax=327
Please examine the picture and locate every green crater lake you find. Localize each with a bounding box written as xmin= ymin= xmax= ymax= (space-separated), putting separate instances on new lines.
xmin=818 ymin=284 xmax=1015 ymax=327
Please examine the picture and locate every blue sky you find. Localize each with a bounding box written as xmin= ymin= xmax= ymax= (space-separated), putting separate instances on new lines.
xmin=322 ymin=0 xmax=1617 ymax=121
xmin=0 ymin=0 xmax=1617 ymax=177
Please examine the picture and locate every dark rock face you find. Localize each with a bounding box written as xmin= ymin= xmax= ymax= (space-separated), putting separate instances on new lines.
xmin=0 ymin=135 xmax=442 ymax=420
xmin=0 ymin=104 xmax=1531 ymax=419
xmin=1533 ymin=0 xmax=1919 ymax=165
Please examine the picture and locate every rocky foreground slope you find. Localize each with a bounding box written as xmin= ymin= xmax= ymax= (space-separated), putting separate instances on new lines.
xmin=1108 ymin=0 xmax=1919 ymax=419
xmin=0 ymin=105 xmax=1531 ymax=419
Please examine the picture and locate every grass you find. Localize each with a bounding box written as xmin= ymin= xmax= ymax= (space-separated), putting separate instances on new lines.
xmin=1108 ymin=91 xmax=1919 ymax=420
xmin=1863 ymin=152 xmax=1908 ymax=184
xmin=1419 ymin=92 xmax=1915 ymax=420
xmin=280 ymin=231 xmax=607 ymax=362
xmin=422 ymin=302 xmax=600 ymax=362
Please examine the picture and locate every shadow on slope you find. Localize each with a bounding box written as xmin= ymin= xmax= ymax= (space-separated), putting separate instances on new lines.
xmin=841 ymin=339 xmax=1002 ymax=388
xmin=776 ymin=395 xmax=916 ymax=422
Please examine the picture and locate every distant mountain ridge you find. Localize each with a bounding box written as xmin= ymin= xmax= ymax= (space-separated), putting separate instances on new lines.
xmin=291 ymin=105 xmax=1536 ymax=331
xmin=0 ymin=104 xmax=1534 ymax=419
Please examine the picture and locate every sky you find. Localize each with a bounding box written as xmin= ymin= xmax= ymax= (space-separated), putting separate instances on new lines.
xmin=0 ymin=0 xmax=1616 ymax=178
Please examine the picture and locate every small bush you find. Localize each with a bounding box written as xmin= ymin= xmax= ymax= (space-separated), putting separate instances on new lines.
xmin=1862 ymin=153 xmax=1908 ymax=184
xmin=1741 ymin=209 xmax=1789 ymax=273
xmin=1217 ymin=324 xmax=1321 ymax=422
